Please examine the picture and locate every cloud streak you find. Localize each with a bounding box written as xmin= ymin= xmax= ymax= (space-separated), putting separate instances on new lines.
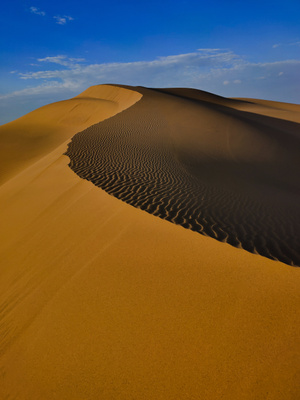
xmin=16 ymin=50 xmax=242 ymax=84
xmin=53 ymin=15 xmax=74 ymax=25
xmin=29 ymin=7 xmax=74 ymax=24
xmin=273 ymin=41 xmax=300 ymax=49
xmin=30 ymin=6 xmax=46 ymax=16
xmin=37 ymin=55 xmax=85 ymax=67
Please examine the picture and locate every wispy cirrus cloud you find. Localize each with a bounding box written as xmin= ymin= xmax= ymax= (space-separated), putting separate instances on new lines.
xmin=29 ymin=6 xmax=46 ymax=16
xmin=37 ymin=55 xmax=85 ymax=67
xmin=29 ymin=7 xmax=74 ymax=25
xmin=17 ymin=49 xmax=242 ymax=84
xmin=53 ymin=15 xmax=74 ymax=25
xmin=272 ymin=41 xmax=300 ymax=49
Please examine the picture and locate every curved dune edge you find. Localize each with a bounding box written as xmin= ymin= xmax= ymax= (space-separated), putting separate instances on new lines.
xmin=66 ymin=85 xmax=300 ymax=266
xmin=0 ymin=85 xmax=299 ymax=399
xmin=0 ymin=84 xmax=142 ymax=184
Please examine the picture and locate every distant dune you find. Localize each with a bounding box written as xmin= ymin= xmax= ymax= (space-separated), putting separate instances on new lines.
xmin=0 ymin=84 xmax=299 ymax=399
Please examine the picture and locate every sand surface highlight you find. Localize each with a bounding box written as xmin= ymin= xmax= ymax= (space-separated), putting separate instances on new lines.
xmin=0 ymin=85 xmax=300 ymax=399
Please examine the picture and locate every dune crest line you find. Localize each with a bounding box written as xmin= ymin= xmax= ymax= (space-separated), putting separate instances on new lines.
xmin=0 ymin=84 xmax=142 ymax=184
xmin=66 ymin=85 xmax=300 ymax=266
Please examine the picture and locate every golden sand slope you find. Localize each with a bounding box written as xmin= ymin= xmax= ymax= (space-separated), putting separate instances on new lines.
xmin=0 ymin=85 xmax=142 ymax=184
xmin=0 ymin=85 xmax=300 ymax=400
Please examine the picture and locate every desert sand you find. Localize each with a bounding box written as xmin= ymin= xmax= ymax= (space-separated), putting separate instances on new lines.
xmin=0 ymin=84 xmax=299 ymax=399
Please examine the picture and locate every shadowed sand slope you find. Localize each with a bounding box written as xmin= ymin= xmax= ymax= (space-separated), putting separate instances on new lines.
xmin=0 ymin=85 xmax=300 ymax=400
xmin=66 ymin=85 xmax=300 ymax=266
xmin=0 ymin=85 xmax=142 ymax=184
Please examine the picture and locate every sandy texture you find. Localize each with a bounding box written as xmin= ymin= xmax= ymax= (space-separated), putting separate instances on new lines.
xmin=66 ymin=86 xmax=300 ymax=265
xmin=0 ymin=85 xmax=300 ymax=400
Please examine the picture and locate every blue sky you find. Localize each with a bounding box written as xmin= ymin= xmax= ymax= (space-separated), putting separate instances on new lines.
xmin=0 ymin=0 xmax=300 ymax=123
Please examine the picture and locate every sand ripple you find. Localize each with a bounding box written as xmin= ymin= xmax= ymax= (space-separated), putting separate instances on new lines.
xmin=66 ymin=86 xmax=300 ymax=266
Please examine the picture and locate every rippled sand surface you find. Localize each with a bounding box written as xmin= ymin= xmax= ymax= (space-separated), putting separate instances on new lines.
xmin=66 ymin=86 xmax=300 ymax=265
xmin=0 ymin=85 xmax=299 ymax=400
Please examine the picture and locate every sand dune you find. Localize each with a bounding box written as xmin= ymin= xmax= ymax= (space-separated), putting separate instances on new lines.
xmin=66 ymin=86 xmax=300 ymax=265
xmin=0 ymin=84 xmax=300 ymax=399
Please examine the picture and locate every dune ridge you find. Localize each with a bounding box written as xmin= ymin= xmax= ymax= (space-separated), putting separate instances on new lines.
xmin=66 ymin=85 xmax=300 ymax=266
xmin=0 ymin=85 xmax=142 ymax=184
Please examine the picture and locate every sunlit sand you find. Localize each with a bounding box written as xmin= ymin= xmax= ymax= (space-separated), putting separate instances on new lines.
xmin=0 ymin=85 xmax=299 ymax=399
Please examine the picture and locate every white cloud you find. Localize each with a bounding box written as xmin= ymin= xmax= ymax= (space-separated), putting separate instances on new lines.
xmin=234 ymin=79 xmax=241 ymax=84
xmin=16 ymin=50 xmax=242 ymax=84
xmin=273 ymin=41 xmax=300 ymax=49
xmin=0 ymin=81 xmax=75 ymax=99
xmin=30 ymin=6 xmax=46 ymax=16
xmin=37 ymin=55 xmax=85 ymax=67
xmin=53 ymin=15 xmax=74 ymax=25
xmin=29 ymin=7 xmax=75 ymax=25
xmin=223 ymin=80 xmax=229 ymax=85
